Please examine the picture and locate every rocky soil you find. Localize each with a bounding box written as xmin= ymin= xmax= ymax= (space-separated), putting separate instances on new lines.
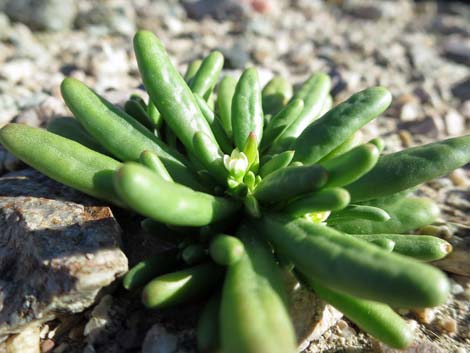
xmin=0 ymin=0 xmax=469 ymax=352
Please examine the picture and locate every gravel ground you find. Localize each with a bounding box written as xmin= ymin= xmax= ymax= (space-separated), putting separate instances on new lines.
xmin=0 ymin=0 xmax=469 ymax=352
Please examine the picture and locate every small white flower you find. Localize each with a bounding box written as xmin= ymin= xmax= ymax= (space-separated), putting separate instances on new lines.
xmin=224 ymin=149 xmax=249 ymax=180
xmin=304 ymin=211 xmax=331 ymax=225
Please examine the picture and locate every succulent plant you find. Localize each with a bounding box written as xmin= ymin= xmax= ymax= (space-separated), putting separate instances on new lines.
xmin=1 ymin=30 xmax=469 ymax=352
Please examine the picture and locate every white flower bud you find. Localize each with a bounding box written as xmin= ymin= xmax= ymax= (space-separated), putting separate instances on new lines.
xmin=224 ymin=149 xmax=249 ymax=179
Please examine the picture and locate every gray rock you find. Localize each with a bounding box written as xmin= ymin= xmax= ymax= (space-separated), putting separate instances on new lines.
xmin=432 ymin=15 xmax=469 ymax=36
xmin=451 ymin=79 xmax=470 ymax=101
xmin=0 ymin=169 xmax=128 ymax=338
xmin=442 ymin=37 xmax=470 ymax=65
xmin=142 ymin=325 xmax=184 ymax=353
xmin=5 ymin=0 xmax=77 ymax=31
xmin=75 ymin=2 xmax=136 ymax=37
xmin=222 ymin=41 xmax=251 ymax=69
xmin=182 ymin=0 xmax=249 ymax=21
xmin=346 ymin=3 xmax=383 ymax=20
xmin=406 ymin=115 xmax=444 ymax=137
xmin=83 ymin=295 xmax=114 ymax=345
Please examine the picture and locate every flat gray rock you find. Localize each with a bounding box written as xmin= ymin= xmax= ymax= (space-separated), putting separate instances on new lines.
xmin=0 ymin=169 xmax=128 ymax=338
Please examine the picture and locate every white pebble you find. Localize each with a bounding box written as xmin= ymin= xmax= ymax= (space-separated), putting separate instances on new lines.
xmin=451 ymin=283 xmax=464 ymax=295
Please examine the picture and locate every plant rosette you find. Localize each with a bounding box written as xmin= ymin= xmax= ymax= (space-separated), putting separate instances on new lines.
xmin=1 ymin=30 xmax=469 ymax=353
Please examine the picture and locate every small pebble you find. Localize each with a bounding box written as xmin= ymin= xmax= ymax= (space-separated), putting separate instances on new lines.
xmin=400 ymin=102 xmax=420 ymax=122
xmin=443 ymin=37 xmax=470 ymax=65
xmin=407 ymin=319 xmax=418 ymax=332
xmin=347 ymin=4 xmax=383 ymax=20
xmin=395 ymin=93 xmax=416 ymax=105
xmin=439 ymin=317 xmax=458 ymax=334
xmin=68 ymin=325 xmax=84 ymax=340
xmin=336 ymin=320 xmax=348 ymax=330
xmin=451 ymin=283 xmax=464 ymax=295
xmin=251 ymin=0 xmax=273 ymax=14
xmin=444 ymin=110 xmax=465 ymax=136
xmin=52 ymin=343 xmax=68 ymax=353
xmin=413 ymin=308 xmax=436 ymax=324
xmin=82 ymin=344 xmax=97 ymax=353
xmin=0 ymin=58 xmax=35 ymax=83
xmin=463 ymin=288 xmax=470 ymax=301
xmin=13 ymin=108 xmax=41 ymax=127
xmin=39 ymin=325 xmax=49 ymax=339
xmin=398 ymin=130 xmax=413 ymax=147
xmin=289 ymin=42 xmax=314 ymax=66
xmin=47 ymin=328 xmax=56 ymax=340
xmin=408 ymin=115 xmax=444 ymax=137
xmin=449 ymin=169 xmax=470 ymax=188
xmin=36 ymin=96 xmax=68 ymax=123
xmin=340 ymin=326 xmax=356 ymax=338
xmin=460 ymin=100 xmax=470 ymax=118
xmin=142 ymin=324 xmax=178 ymax=353
xmin=41 ymin=339 xmax=55 ymax=353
